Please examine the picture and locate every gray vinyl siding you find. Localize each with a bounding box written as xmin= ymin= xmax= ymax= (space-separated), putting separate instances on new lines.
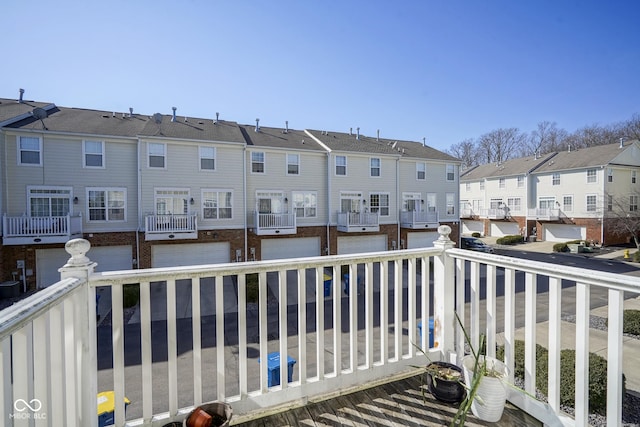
xmin=399 ymin=159 xmax=459 ymax=218
xmin=139 ymin=139 xmax=246 ymax=229
xmin=245 ymin=148 xmax=328 ymax=225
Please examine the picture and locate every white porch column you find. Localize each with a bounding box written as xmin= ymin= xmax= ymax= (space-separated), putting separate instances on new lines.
xmin=432 ymin=225 xmax=456 ymax=359
xmin=59 ymin=239 xmax=98 ymax=427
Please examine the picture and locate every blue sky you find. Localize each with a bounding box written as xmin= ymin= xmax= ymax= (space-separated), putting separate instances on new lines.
xmin=2 ymin=1 xmax=638 ymax=151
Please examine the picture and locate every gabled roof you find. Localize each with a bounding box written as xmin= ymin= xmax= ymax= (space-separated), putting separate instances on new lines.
xmin=0 ymin=97 xmax=56 ymax=126
xmin=532 ymin=140 xmax=640 ymax=173
xmin=460 ymin=153 xmax=556 ymax=181
xmin=305 ymin=129 xmax=459 ymax=161
xmin=239 ymin=124 xmax=326 ymax=152
xmin=139 ymin=114 xmax=245 ymax=143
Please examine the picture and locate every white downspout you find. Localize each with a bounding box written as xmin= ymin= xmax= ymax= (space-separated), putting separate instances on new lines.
xmin=326 ymin=152 xmax=331 ymax=255
xmin=396 ymin=157 xmax=400 ymax=249
xmin=244 ymin=145 xmax=248 ymax=260
xmin=136 ymin=138 xmax=142 ymax=268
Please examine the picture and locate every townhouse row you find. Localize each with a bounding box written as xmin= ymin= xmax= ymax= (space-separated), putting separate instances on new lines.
xmin=460 ymin=139 xmax=640 ymax=244
xmin=0 ymin=95 xmax=461 ymax=289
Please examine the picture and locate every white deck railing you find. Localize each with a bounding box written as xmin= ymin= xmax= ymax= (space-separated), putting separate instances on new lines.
xmin=400 ymin=210 xmax=439 ymax=227
xmin=1 ymin=226 xmax=638 ymax=426
xmin=528 ymin=208 xmax=561 ymax=221
xmin=2 ymin=214 xmax=82 ymax=237
xmin=145 ymin=214 xmax=197 ymax=233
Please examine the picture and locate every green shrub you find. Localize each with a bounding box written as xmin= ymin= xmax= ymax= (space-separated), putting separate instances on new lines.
xmin=623 ymin=309 xmax=640 ymax=335
xmin=633 ymin=251 xmax=640 ymax=263
xmin=122 ymin=284 xmax=140 ymax=308
xmin=553 ymin=242 xmax=569 ymax=252
xmin=496 ymin=235 xmax=524 ymax=245
xmin=245 ymin=273 xmax=259 ymax=303
xmin=496 ymin=340 xmax=624 ymax=415
xmin=471 ymin=232 xmax=482 ymax=238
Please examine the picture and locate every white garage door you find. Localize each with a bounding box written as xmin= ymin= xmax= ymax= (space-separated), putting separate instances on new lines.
xmin=462 ymin=220 xmax=484 ymax=236
xmin=36 ymin=245 xmax=132 ymax=288
xmin=337 ymin=235 xmax=387 ymax=255
xmin=152 ymin=242 xmax=230 ymax=267
xmin=490 ymin=222 xmax=520 ymax=237
xmin=543 ymin=224 xmax=586 ymax=242
xmin=261 ymin=237 xmax=321 ymax=260
xmin=407 ymin=232 xmax=439 ymax=249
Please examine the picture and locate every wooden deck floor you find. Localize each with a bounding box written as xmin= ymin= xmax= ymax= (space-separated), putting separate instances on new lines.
xmin=232 ymin=374 xmax=542 ymax=426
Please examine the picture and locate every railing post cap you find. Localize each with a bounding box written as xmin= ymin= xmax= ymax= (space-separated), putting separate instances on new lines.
xmin=437 ymin=225 xmax=452 ymax=241
xmin=64 ymin=238 xmax=92 ymax=267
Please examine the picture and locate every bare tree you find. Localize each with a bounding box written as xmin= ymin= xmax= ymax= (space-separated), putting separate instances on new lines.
xmin=446 ymin=138 xmax=479 ymax=170
xmin=620 ymin=113 xmax=640 ymax=142
xmin=476 ymin=128 xmax=527 ymax=164
xmin=568 ymin=124 xmax=625 ymax=148
xmin=526 ymin=121 xmax=570 ymax=155
xmin=606 ymin=191 xmax=640 ymax=249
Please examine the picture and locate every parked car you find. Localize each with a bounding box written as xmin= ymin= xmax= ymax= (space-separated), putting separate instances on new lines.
xmin=460 ymin=237 xmax=494 ymax=253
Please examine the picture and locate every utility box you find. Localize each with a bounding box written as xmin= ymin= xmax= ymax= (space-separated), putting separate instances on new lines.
xmin=259 ymin=352 xmax=296 ymax=387
xmin=0 ymin=281 xmax=20 ymax=299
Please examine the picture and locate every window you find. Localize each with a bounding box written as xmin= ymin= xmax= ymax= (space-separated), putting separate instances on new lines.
xmin=200 ymin=146 xmax=216 ymax=171
xmin=631 ymin=195 xmax=638 ymax=212
xmin=633 ymin=171 xmax=637 ymax=184
xmin=292 ymin=191 xmax=317 ymax=218
xmin=446 ymin=193 xmax=455 ymax=215
xmin=403 ymin=193 xmax=421 ymax=211
xmin=552 ymin=173 xmax=560 ymax=186
xmin=416 ymin=163 xmax=426 ymax=180
xmin=88 ymin=188 xmax=125 ymax=221
xmin=155 ymin=189 xmax=188 ymax=215
xmin=370 ymin=158 xmax=381 ymax=177
xmin=479 ymin=180 xmax=485 ymax=190
xmin=28 ymin=187 xmax=71 ymax=217
xmin=251 ymin=151 xmax=265 ymax=173
xmin=335 ymin=156 xmax=347 ymax=176
xmin=607 ymin=195 xmax=613 ymax=212
xmin=465 ymin=182 xmax=471 ymax=192
xmin=539 ymin=197 xmax=555 ymax=209
xmin=587 ymin=168 xmax=597 ymax=183
xmin=607 ymin=168 xmax=613 ymax=183
xmin=287 ymin=154 xmax=300 ymax=175
xmin=369 ymin=193 xmax=389 ymax=216
xmin=203 ymin=190 xmax=232 ymax=219
xmin=586 ymin=195 xmax=597 ymax=212
xmin=18 ymin=136 xmax=42 ymax=165
xmin=446 ymin=164 xmax=455 ymax=181
xmin=426 ymin=193 xmax=437 ymax=212
xmin=563 ymin=195 xmax=573 ymax=212
xmin=148 ymin=143 xmax=166 ymax=168
xmin=498 ymin=178 xmax=505 ymax=189
xmin=340 ymin=192 xmax=362 ymax=212
xmin=517 ymin=175 xmax=524 ymax=188
xmin=257 ymin=191 xmax=284 ymax=214
xmin=83 ymin=140 xmax=104 ymax=168
xmin=507 ymin=197 xmax=521 ymax=213
xmin=490 ymin=198 xmax=503 ymax=209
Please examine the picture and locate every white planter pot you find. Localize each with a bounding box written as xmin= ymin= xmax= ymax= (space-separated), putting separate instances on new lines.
xmin=462 ymin=355 xmax=508 ymax=422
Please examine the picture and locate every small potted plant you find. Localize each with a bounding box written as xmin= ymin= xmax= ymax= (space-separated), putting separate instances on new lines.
xmin=424 ymin=361 xmax=465 ymax=404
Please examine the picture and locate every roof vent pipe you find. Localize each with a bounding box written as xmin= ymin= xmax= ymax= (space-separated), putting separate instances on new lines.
xmin=18 ymin=88 xmax=24 ymax=103
xmin=285 ymin=121 xmax=289 ymax=133
xmin=377 ymin=129 xmax=380 ymax=141
xmin=423 ymin=137 xmax=426 ymax=146
xmin=171 ymin=107 xmax=177 ymax=122
xmin=215 ymin=112 xmax=219 ymax=124
xmin=620 ymin=137 xmax=624 ymax=148
xmin=568 ymin=144 xmax=571 ymax=153
xmin=255 ymin=118 xmax=260 ymax=132
xmin=349 ymin=127 xmax=352 ymax=136
xmin=356 ymin=127 xmax=360 ymax=140
xmin=129 ymin=107 xmax=133 ymax=118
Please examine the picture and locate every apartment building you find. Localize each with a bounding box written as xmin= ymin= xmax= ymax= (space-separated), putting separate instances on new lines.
xmin=460 ymin=140 xmax=640 ymax=244
xmin=0 ymin=95 xmax=461 ymax=290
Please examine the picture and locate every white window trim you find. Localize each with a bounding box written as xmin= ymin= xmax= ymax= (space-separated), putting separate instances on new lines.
xmin=445 ymin=192 xmax=456 ymax=216
xmin=416 ymin=162 xmax=426 ymax=180
xmin=148 ymin=142 xmax=167 ymax=169
xmin=369 ymin=192 xmax=390 ymax=216
xmin=199 ymin=146 xmax=216 ymax=172
xmin=202 ymin=189 xmax=233 ymax=220
xmin=370 ymin=157 xmax=381 ymax=178
xmin=83 ymin=139 xmax=105 ymax=169
xmin=446 ymin=164 xmax=455 ymax=182
xmin=517 ymin=175 xmax=525 ymax=188
xmin=498 ymin=178 xmax=506 ymax=189
xmin=17 ymin=135 xmax=43 ymax=166
xmin=27 ymin=185 xmax=73 ymax=216
xmin=335 ymin=155 xmax=347 ymax=176
xmin=586 ymin=194 xmax=598 ymax=212
xmin=586 ymin=168 xmax=597 ymax=184
xmin=251 ymin=151 xmax=266 ymax=174
xmin=286 ymin=153 xmax=300 ymax=176
xmin=86 ymin=187 xmax=127 ymax=222
xmin=292 ymin=190 xmax=317 ymax=218
xmin=552 ymin=173 xmax=560 ymax=186
xmin=563 ymin=195 xmax=574 ymax=212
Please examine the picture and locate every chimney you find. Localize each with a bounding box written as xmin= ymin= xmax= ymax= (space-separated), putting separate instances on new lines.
xmin=620 ymin=137 xmax=624 ymax=148
xmin=285 ymin=121 xmax=289 ymax=133
xmin=18 ymin=88 xmax=24 ymax=103
xmin=255 ymin=118 xmax=260 ymax=132
xmin=214 ymin=112 xmax=219 ymax=124
xmin=129 ymin=107 xmax=133 ymax=118
xmin=171 ymin=107 xmax=177 ymax=122
xmin=356 ymin=127 xmax=360 ymax=140
xmin=376 ymin=129 xmax=380 ymax=141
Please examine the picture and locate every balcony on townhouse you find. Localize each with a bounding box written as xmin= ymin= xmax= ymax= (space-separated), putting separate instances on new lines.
xmin=144 ymin=213 xmax=198 ymax=241
xmin=480 ymin=208 xmax=508 ymax=220
xmin=2 ymin=213 xmax=83 ymax=245
xmin=337 ymin=211 xmax=379 ymax=232
xmin=3 ymin=228 xmax=635 ymax=426
xmin=249 ymin=211 xmax=297 ymax=235
xmin=400 ymin=210 xmax=439 ymax=229
xmin=528 ymin=208 xmax=561 ymax=221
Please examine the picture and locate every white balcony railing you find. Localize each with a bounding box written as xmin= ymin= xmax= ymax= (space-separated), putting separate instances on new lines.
xmin=1 ymin=227 xmax=637 ymax=426
xmin=480 ymin=208 xmax=507 ymax=219
xmin=400 ymin=210 xmax=439 ymax=229
xmin=336 ymin=211 xmax=379 ymax=232
xmin=528 ymin=208 xmax=561 ymax=221
xmin=251 ymin=212 xmax=296 ymax=235
xmin=144 ymin=214 xmax=198 ymax=240
xmin=2 ymin=213 xmax=83 ymax=245
xmin=460 ymin=208 xmax=477 ymax=218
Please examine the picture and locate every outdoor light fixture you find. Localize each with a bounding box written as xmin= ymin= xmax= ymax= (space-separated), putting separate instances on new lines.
xmin=73 ymin=197 xmax=79 ymax=204
xmin=190 ymin=198 xmax=195 ymax=205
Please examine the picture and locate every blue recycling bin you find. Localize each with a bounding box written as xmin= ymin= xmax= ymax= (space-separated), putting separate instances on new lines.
xmin=417 ymin=318 xmax=434 ymax=348
xmin=323 ymin=274 xmax=332 ymax=297
xmin=259 ymin=352 xmax=296 ymax=387
xmin=97 ymin=391 xmax=130 ymax=427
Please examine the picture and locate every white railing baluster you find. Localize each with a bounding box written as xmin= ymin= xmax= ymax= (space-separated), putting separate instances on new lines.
xmin=333 ymin=265 xmax=342 ymax=374
xmin=469 ymin=260 xmax=480 ymax=352
xmin=348 ymin=263 xmax=358 ymax=371
xmin=297 ymin=268 xmax=307 ymax=383
xmin=111 ymin=284 xmax=125 ymax=427
xmin=486 ymin=264 xmax=496 ymax=358
xmin=575 ymin=282 xmax=590 ymax=426
xmin=140 ymin=281 xmax=153 ymax=421
xmin=64 ymin=296 xmax=78 ymax=427
xmin=380 ymin=260 xmax=389 ymax=362
xmin=215 ymin=275 xmax=226 ymax=399
xmin=524 ymin=272 xmax=537 ymax=396
xmin=167 ymin=279 xmax=178 ymax=416
xmin=419 ymin=257 xmax=428 ymax=352
xmin=237 ymin=274 xmax=248 ymax=398
xmin=315 ymin=268 xmax=325 ymax=380
xmin=503 ymin=268 xmax=516 ymax=385
xmin=0 ymin=337 xmax=10 ymax=424
xmin=455 ymin=258 xmax=465 ymax=362
xmin=607 ymin=288 xmax=624 ymax=426
xmin=393 ymin=259 xmax=402 ymax=362
xmin=49 ymin=303 xmax=64 ymax=425
xmin=33 ymin=313 xmax=48 ymax=427
xmin=548 ymin=277 xmax=562 ymax=413
xmin=364 ymin=262 xmax=373 ymax=366
xmin=12 ymin=325 xmax=30 ymax=427
xmin=407 ymin=258 xmax=416 ymax=359
xmin=258 ymin=272 xmax=269 ymax=390
xmin=278 ymin=270 xmax=288 ymax=388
